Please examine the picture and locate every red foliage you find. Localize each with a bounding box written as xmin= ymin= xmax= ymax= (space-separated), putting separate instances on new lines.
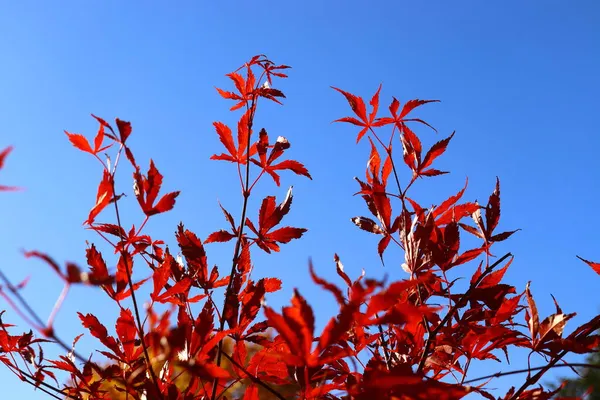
xmin=0 ymin=55 xmax=599 ymax=400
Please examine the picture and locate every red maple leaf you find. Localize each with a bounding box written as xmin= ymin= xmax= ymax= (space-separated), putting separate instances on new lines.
xmin=333 ymin=85 xmax=383 ymax=143
xmin=250 ymin=128 xmax=311 ymax=186
xmin=210 ymin=110 xmax=257 ymax=164
xmin=245 ymin=187 xmax=306 ymax=253
xmin=133 ymin=160 xmax=180 ymax=216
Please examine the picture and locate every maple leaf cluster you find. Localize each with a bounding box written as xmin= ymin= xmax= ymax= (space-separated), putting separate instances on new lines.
xmin=0 ymin=55 xmax=599 ymax=400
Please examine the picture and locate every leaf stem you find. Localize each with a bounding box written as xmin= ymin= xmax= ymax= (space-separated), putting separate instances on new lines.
xmin=211 ymin=95 xmax=259 ymax=400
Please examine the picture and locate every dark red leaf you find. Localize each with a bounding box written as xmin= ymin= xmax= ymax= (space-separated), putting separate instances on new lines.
xmin=115 ymin=118 xmax=132 ymax=144
xmin=420 ymin=131 xmax=454 ymax=171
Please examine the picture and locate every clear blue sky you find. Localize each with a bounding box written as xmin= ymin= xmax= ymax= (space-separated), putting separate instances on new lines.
xmin=1 ymin=1 xmax=599 ymax=398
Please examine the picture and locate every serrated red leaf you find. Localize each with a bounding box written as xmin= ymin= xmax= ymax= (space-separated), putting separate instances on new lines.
xmin=420 ymin=131 xmax=454 ymax=171
xmin=459 ymin=222 xmax=485 ymax=239
xmin=399 ymin=99 xmax=440 ymax=119
xmin=228 ymin=72 xmax=246 ymax=96
xmin=433 ymin=179 xmax=468 ymax=220
xmin=490 ymin=230 xmax=519 ymax=242
xmin=115 ymin=277 xmax=149 ymax=302
xmin=268 ymin=226 xmax=306 ymax=244
xmin=89 ymin=223 xmax=126 ymax=239
xmin=93 ymin=123 xmax=105 ymax=153
xmin=115 ymin=308 xmax=137 ymax=362
xmin=237 ymin=109 xmax=253 ymax=161
xmin=420 ymin=168 xmax=448 ymax=177
xmin=250 ymin=133 xmax=310 ymax=185
xmin=452 ymin=247 xmax=485 ymax=267
xmin=151 ymin=255 xmax=170 ymax=300
xmin=154 ymin=277 xmax=192 ymax=305
xmin=402 ymin=125 xmax=422 ymax=163
xmin=479 ymin=258 xmax=513 ymax=288
xmin=148 ymin=191 xmax=180 ymax=216
xmin=215 ymin=86 xmax=241 ymax=100
xmin=124 ymin=145 xmax=137 ymax=168
xmin=133 ymin=160 xmax=179 ymax=216
xmin=205 ymin=230 xmax=236 ymax=244
xmin=332 ymin=87 xmax=367 ymax=122
xmin=78 ymin=312 xmax=122 ymax=358
xmin=85 ymin=169 xmax=114 ymax=225
xmin=334 ymin=116 xmax=365 ymax=126
xmin=377 ymin=235 xmax=391 ymax=262
xmin=91 ymin=114 xmax=114 ymax=133
xmin=65 ymin=132 xmax=93 ymax=154
xmin=85 ymin=245 xmax=113 ymax=288
xmin=212 ymin=121 xmax=238 ymax=163
xmin=369 ymin=84 xmax=382 ymax=123
xmin=176 ymin=223 xmax=208 ymax=285
xmin=332 ymin=87 xmax=375 ymax=143
xmin=270 ymin=159 xmax=312 ymax=181
xmin=250 ymin=188 xmax=305 ymax=253
xmin=48 ymin=357 xmax=79 ymax=374
xmin=437 ymin=203 xmax=479 ymax=226
xmin=263 ymin=277 xmax=282 ymax=292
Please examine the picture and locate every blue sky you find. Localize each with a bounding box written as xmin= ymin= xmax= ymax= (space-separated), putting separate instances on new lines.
xmin=0 ymin=1 xmax=599 ymax=398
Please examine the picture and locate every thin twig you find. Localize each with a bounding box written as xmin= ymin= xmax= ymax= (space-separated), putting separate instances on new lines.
xmin=463 ymin=362 xmax=600 ymax=386
xmin=212 ymin=69 xmax=267 ymax=400
xmin=3 ymin=359 xmax=74 ymax=399
xmin=0 ymin=270 xmax=88 ymax=363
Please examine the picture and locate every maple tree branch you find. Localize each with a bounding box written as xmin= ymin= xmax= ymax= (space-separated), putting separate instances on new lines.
xmin=0 ymin=271 xmax=88 ymax=363
xmin=221 ymin=351 xmax=287 ymax=400
xmin=212 ymin=95 xmax=258 ymax=400
xmin=401 ymin=176 xmax=417 ymax=200
xmin=366 ymin=127 xmax=404 ymax=368
xmin=215 ymin=378 xmax=242 ymax=400
xmin=10 ymin=374 xmax=65 ymax=400
xmin=0 ymin=270 xmax=46 ymax=330
xmin=46 ymin=283 xmax=69 ymax=329
xmin=463 ymin=361 xmax=600 ymax=386
xmin=110 ymin=181 xmax=163 ymax=399
xmin=8 ymin=368 xmax=70 ymax=400
xmin=417 ymin=252 xmax=513 ymax=372
xmin=508 ymin=350 xmax=569 ymax=400
xmin=375 ymin=316 xmax=393 ymax=370
xmin=382 ymin=136 xmax=405 ymax=200
xmin=0 ymin=288 xmax=44 ymax=332
xmin=460 ymin=357 xmax=472 ymax=385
